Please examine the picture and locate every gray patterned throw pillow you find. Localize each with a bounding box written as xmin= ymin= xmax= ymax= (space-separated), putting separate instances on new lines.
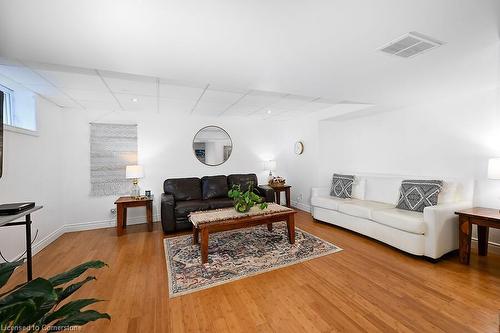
xmin=330 ymin=174 xmax=355 ymax=199
xmin=396 ymin=180 xmax=443 ymax=212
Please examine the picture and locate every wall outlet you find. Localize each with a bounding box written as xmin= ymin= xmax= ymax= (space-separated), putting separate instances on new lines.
xmin=110 ymin=208 xmax=117 ymax=215
xmin=297 ymin=193 xmax=303 ymax=202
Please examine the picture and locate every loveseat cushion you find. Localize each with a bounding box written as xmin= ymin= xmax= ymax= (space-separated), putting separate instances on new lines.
xmin=201 ymin=175 xmax=228 ymax=200
xmin=164 ymin=177 xmax=202 ymax=201
xmin=207 ymin=198 xmax=234 ymax=209
xmin=175 ymin=200 xmax=210 ymax=218
xmin=371 ymin=208 xmax=426 ymax=235
xmin=337 ymin=200 xmax=393 ymax=220
xmin=311 ymin=196 xmax=359 ymax=211
xmin=228 ymin=174 xmax=259 ymax=191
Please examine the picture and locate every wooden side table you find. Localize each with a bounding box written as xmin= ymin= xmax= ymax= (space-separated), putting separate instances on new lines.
xmin=455 ymin=207 xmax=500 ymax=264
xmin=266 ymin=185 xmax=291 ymax=207
xmin=114 ymin=196 xmax=153 ymax=236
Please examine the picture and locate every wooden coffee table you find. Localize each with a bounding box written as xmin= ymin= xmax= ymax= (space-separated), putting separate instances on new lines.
xmin=190 ymin=206 xmax=297 ymax=264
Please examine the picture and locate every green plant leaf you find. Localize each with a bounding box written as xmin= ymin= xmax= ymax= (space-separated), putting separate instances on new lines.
xmin=49 ymin=261 xmax=107 ymax=287
xmin=43 ymin=298 xmax=103 ymax=325
xmin=57 ymin=276 xmax=96 ymax=303
xmin=48 ymin=310 xmax=110 ymax=332
xmin=0 ymin=260 xmax=24 ymax=290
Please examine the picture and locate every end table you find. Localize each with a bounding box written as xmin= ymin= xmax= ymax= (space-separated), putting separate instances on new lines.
xmin=455 ymin=207 xmax=500 ymax=264
xmin=114 ymin=196 xmax=153 ymax=236
xmin=265 ymin=185 xmax=291 ymax=207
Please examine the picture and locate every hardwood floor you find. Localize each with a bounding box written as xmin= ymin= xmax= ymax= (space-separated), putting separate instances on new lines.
xmin=6 ymin=210 xmax=500 ymax=332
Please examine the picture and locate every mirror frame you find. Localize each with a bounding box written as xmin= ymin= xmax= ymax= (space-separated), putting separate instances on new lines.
xmin=192 ymin=125 xmax=233 ymax=166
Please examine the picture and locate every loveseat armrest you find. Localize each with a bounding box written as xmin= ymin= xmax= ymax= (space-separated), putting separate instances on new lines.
xmin=161 ymin=193 xmax=176 ymax=233
xmin=256 ymin=185 xmax=275 ymax=203
xmin=311 ymin=187 xmax=330 ymax=197
xmin=423 ymin=201 xmax=473 ymax=259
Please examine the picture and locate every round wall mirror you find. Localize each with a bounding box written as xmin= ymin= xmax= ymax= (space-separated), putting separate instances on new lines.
xmin=193 ymin=126 xmax=233 ymax=166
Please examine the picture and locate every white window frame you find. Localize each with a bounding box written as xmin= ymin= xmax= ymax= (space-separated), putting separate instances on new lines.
xmin=1 ymin=84 xmax=39 ymax=136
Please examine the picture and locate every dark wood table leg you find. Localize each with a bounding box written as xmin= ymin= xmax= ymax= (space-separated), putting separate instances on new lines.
xmin=267 ymin=223 xmax=273 ymax=232
xmin=193 ymin=227 xmax=199 ymax=244
xmin=25 ymin=214 xmax=33 ymax=281
xmin=477 ymin=225 xmax=489 ymax=256
xmin=458 ymin=215 xmax=471 ymax=264
xmin=146 ymin=201 xmax=153 ymax=232
xmin=116 ymin=203 xmax=124 ymax=236
xmin=275 ymin=191 xmax=281 ymax=205
xmin=200 ymin=227 xmax=209 ymax=264
xmin=286 ymin=214 xmax=295 ymax=244
xmin=123 ymin=206 xmax=127 ymax=229
xmin=285 ymin=187 xmax=291 ymax=207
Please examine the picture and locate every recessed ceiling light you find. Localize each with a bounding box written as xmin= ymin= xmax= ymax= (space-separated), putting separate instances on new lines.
xmin=267 ymin=110 xmax=272 ymax=114
xmin=131 ymin=98 xmax=138 ymax=103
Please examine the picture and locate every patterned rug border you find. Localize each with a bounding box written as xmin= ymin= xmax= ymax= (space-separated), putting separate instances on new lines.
xmin=163 ymin=226 xmax=343 ymax=298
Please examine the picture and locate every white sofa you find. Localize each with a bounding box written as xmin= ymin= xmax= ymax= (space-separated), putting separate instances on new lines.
xmin=311 ymin=175 xmax=474 ymax=259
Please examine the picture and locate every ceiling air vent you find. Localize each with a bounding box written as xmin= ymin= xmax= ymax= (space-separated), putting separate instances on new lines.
xmin=378 ymin=32 xmax=444 ymax=58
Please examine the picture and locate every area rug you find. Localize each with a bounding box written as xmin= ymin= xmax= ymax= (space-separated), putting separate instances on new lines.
xmin=164 ymin=224 xmax=342 ymax=297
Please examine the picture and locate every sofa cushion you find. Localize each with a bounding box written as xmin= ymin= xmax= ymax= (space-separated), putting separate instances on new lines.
xmin=207 ymin=198 xmax=234 ymax=210
xmin=338 ymin=200 xmax=393 ymax=220
xmin=175 ymin=200 xmax=210 ymax=218
xmin=201 ymin=175 xmax=228 ymax=200
xmin=311 ymin=196 xmax=359 ymax=211
xmin=330 ymin=174 xmax=355 ymax=198
xmin=396 ymin=180 xmax=443 ymax=212
xmin=371 ymin=208 xmax=426 ymax=235
xmin=228 ymin=174 xmax=258 ymax=191
xmin=164 ymin=178 xmax=202 ymax=201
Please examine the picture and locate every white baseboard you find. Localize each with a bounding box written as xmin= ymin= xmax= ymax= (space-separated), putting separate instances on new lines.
xmin=31 ymin=226 xmax=65 ymax=256
xmin=291 ymin=201 xmax=311 ymax=213
xmin=472 ymin=237 xmax=500 ymax=248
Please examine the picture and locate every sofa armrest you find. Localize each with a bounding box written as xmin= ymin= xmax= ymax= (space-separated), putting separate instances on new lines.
xmin=423 ymin=201 xmax=473 ymax=259
xmin=161 ymin=193 xmax=176 ymax=233
xmin=311 ymin=187 xmax=330 ymax=197
xmin=256 ymin=185 xmax=275 ymax=203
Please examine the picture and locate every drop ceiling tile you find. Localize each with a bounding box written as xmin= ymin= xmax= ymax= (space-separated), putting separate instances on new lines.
xmin=77 ymin=99 xmax=121 ymax=110
xmin=63 ymin=89 xmax=116 ymax=102
xmin=100 ymin=71 xmax=157 ymax=96
xmin=31 ymin=64 xmax=108 ymax=92
xmin=47 ymin=96 xmax=81 ymax=108
xmin=25 ymin=84 xmax=64 ymax=97
xmin=192 ymin=102 xmax=229 ymax=115
xmin=115 ymin=93 xmax=157 ymax=112
xmin=0 ymin=65 xmax=50 ymax=85
xmin=224 ymin=105 xmax=260 ymax=116
xmin=159 ymin=98 xmax=196 ymax=113
xmin=159 ymin=81 xmax=206 ymax=101
xmin=233 ymin=90 xmax=287 ymax=108
xmin=253 ymin=108 xmax=290 ymax=117
xmin=270 ymin=95 xmax=316 ymax=109
xmin=199 ymin=89 xmax=245 ymax=105
xmin=294 ymin=102 xmax=337 ymax=113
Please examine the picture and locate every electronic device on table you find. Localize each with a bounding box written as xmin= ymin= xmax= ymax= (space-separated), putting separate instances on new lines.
xmin=0 ymin=202 xmax=36 ymax=216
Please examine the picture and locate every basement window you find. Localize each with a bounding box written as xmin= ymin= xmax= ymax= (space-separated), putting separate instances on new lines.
xmin=1 ymin=84 xmax=37 ymax=134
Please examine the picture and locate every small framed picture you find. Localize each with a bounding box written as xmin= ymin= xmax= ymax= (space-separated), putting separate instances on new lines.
xmin=145 ymin=190 xmax=152 ymax=197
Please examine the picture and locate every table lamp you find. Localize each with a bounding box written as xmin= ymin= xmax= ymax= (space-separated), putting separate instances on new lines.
xmin=264 ymin=160 xmax=277 ymax=182
xmin=126 ymin=165 xmax=144 ymax=198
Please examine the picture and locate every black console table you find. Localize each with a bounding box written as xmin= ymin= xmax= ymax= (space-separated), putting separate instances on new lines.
xmin=0 ymin=206 xmax=42 ymax=281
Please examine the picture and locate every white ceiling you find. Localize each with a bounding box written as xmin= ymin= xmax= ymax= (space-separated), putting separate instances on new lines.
xmin=0 ymin=0 xmax=498 ymax=119
xmin=0 ymin=60 xmax=349 ymax=119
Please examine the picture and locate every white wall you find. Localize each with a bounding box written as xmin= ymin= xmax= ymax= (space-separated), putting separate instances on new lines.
xmin=0 ymin=98 xmax=64 ymax=261
xmin=314 ymin=88 xmax=500 ymax=243
xmin=60 ymin=109 xmax=287 ymax=228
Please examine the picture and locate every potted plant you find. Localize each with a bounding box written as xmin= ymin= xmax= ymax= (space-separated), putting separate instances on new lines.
xmin=228 ymin=183 xmax=268 ymax=213
xmin=0 ymin=260 xmax=110 ymax=332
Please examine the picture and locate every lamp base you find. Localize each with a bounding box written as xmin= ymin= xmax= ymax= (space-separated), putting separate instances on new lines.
xmin=131 ymin=180 xmax=141 ymax=198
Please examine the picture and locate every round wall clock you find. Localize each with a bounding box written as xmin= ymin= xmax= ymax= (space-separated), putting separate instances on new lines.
xmin=294 ymin=141 xmax=304 ymax=155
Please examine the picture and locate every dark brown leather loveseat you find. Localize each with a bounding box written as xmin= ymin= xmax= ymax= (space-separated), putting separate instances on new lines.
xmin=161 ymin=174 xmax=274 ymax=233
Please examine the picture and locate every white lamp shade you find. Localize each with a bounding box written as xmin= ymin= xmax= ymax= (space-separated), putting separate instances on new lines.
xmin=264 ymin=160 xmax=277 ymax=171
xmin=488 ymin=158 xmax=500 ymax=179
xmin=126 ymin=165 xmax=144 ymax=179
